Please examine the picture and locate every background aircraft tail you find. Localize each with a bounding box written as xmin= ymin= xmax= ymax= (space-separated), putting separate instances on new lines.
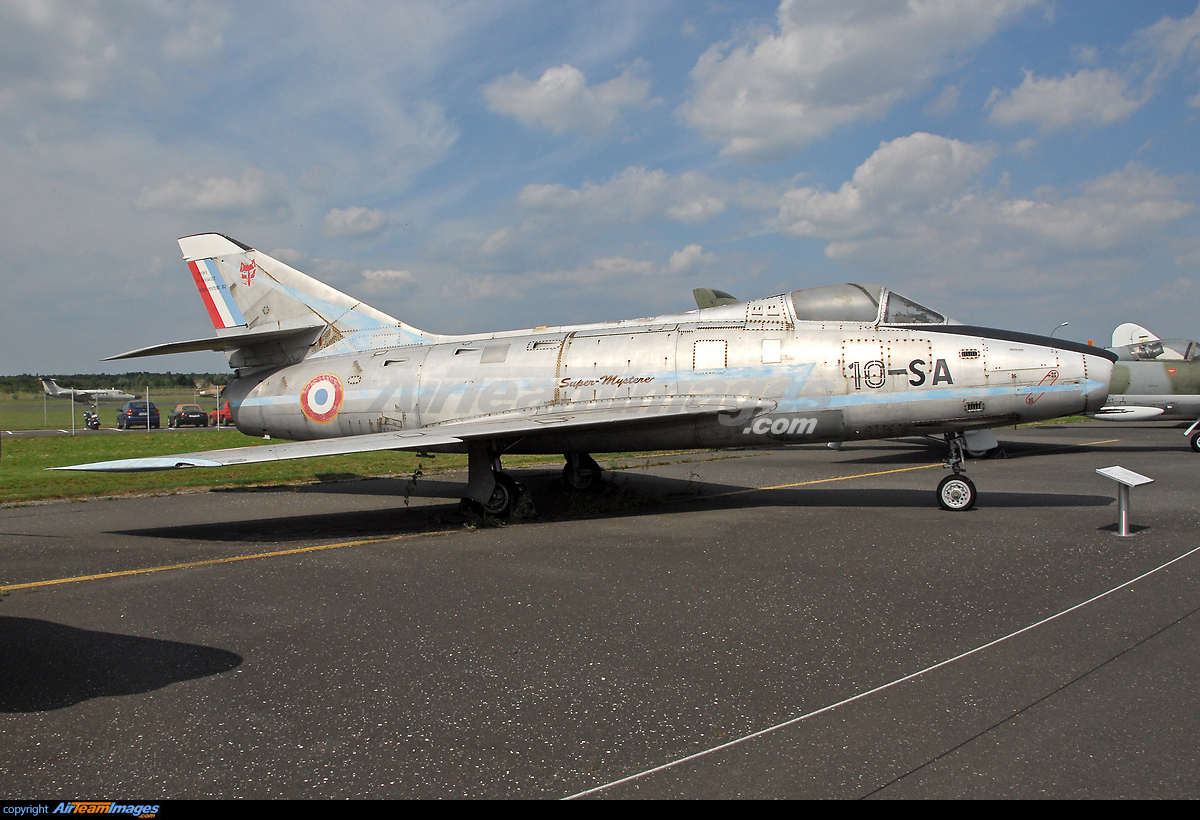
xmin=1111 ymin=323 xmax=1158 ymax=348
xmin=133 ymin=234 xmax=440 ymax=369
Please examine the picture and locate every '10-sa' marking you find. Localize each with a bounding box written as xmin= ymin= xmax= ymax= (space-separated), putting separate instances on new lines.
xmin=846 ymin=358 xmax=953 ymax=390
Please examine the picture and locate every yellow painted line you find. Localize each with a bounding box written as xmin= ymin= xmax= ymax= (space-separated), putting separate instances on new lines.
xmin=705 ymin=461 xmax=940 ymax=499
xmin=0 ymin=530 xmax=453 ymax=593
xmin=1079 ymin=439 xmax=1120 ymax=446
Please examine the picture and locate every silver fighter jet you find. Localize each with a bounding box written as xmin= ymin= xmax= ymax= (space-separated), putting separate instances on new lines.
xmin=55 ymin=234 xmax=1117 ymax=513
xmin=1090 ymin=323 xmax=1200 ymax=452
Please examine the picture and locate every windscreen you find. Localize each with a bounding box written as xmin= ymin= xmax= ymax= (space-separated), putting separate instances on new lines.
xmin=883 ymin=292 xmax=944 ymax=324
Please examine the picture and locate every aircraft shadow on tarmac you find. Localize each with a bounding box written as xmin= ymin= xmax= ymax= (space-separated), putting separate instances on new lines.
xmin=111 ymin=469 xmax=1113 ymax=544
xmin=0 ymin=616 xmax=242 ymax=712
xmin=834 ymin=437 xmax=1188 ymax=467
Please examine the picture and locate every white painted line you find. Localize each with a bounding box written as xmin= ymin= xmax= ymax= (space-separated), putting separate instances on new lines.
xmin=564 ymin=542 xmax=1200 ymax=800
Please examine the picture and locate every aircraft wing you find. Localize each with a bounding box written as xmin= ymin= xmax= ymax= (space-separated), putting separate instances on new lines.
xmin=50 ymin=395 xmax=773 ymax=472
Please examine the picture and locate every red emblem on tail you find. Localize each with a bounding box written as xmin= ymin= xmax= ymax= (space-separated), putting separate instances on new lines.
xmin=240 ymin=260 xmax=256 ymax=286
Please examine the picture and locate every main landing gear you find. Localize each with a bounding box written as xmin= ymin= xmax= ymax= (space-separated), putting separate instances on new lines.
xmin=562 ymin=453 xmax=603 ymax=492
xmin=937 ymin=433 xmax=977 ymax=512
xmin=462 ymin=442 xmax=527 ymax=519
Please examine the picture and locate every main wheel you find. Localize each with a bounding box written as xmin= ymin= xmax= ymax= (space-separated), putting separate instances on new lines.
xmin=1190 ymin=432 xmax=1200 ymax=453
xmin=937 ymin=474 xmax=977 ymax=511
xmin=480 ymin=472 xmax=521 ymax=518
xmin=562 ymin=454 xmax=603 ymax=492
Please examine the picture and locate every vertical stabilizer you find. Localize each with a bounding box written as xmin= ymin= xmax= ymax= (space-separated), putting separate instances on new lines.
xmin=1111 ymin=323 xmax=1159 ymax=348
xmin=177 ymin=234 xmax=438 ymax=364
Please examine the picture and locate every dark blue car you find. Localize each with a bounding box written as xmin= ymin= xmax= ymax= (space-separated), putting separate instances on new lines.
xmin=116 ymin=401 xmax=160 ymax=429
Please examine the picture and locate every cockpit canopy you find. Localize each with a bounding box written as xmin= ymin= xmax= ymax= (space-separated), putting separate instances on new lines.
xmin=789 ymin=283 xmax=948 ymax=325
xmin=1113 ymin=339 xmax=1200 ymax=362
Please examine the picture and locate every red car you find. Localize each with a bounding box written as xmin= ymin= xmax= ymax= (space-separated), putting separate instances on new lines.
xmin=209 ymin=401 xmax=232 ymax=425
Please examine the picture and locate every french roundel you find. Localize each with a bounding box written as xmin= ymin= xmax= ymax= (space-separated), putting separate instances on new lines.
xmin=300 ymin=374 xmax=344 ymax=424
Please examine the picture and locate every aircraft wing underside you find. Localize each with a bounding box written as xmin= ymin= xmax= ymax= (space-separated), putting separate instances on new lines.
xmin=51 ymin=396 xmax=771 ymax=472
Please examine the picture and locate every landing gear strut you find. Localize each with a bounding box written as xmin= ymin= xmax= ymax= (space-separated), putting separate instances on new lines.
xmin=562 ymin=453 xmax=603 ymax=492
xmin=462 ymin=442 xmax=526 ymax=518
xmin=937 ymin=433 xmax=977 ymax=511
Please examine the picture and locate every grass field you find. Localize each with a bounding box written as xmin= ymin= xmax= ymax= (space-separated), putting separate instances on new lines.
xmin=0 ymin=429 xmax=628 ymax=504
xmin=0 ymin=431 xmax=469 ymax=504
xmin=0 ymin=390 xmax=223 ymax=431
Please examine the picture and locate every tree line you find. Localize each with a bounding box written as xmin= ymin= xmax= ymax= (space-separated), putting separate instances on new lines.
xmin=0 ymin=373 xmax=232 ymax=393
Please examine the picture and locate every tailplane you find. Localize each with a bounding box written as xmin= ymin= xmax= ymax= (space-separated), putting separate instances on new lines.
xmin=107 ymin=234 xmax=438 ymax=368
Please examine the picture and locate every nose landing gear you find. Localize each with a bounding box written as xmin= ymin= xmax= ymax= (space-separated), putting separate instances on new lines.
xmin=937 ymin=433 xmax=977 ymax=511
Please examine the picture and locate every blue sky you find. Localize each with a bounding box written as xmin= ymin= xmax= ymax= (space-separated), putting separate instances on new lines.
xmin=2 ymin=0 xmax=1199 ymax=374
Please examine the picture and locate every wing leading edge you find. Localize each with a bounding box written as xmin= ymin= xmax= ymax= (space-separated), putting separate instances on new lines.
xmin=49 ymin=396 xmax=773 ymax=472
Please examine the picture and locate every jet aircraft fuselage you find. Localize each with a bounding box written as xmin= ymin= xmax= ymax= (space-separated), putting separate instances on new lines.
xmin=221 ymin=284 xmax=1112 ymax=455
xmin=65 ymin=236 xmax=1116 ymax=514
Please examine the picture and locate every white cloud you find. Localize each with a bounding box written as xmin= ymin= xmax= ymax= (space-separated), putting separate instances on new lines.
xmin=323 ymin=206 xmax=390 ymax=238
xmin=781 ymin=133 xmax=997 ymax=239
xmin=516 ymin=167 xmax=730 ymax=226
xmin=362 ymin=268 xmax=415 ymax=283
xmin=484 ymin=63 xmax=653 ymax=134
xmin=988 ymin=69 xmax=1144 ymax=129
xmin=0 ymin=0 xmax=230 ymax=113
xmin=679 ymin=0 xmax=1040 ymax=158
xmin=1130 ymin=2 xmax=1200 ymax=66
xmin=925 ymin=83 xmax=962 ymax=117
xmin=777 ymin=133 xmax=1197 ymax=299
xmin=668 ymin=244 xmax=714 ymax=273
xmin=134 ymin=168 xmax=289 ymax=218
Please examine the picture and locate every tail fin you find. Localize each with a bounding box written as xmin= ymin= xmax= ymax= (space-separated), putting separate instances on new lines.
xmin=41 ymin=379 xmax=61 ymax=397
xmin=176 ymin=234 xmax=437 ymax=367
xmin=1111 ymin=323 xmax=1158 ymax=348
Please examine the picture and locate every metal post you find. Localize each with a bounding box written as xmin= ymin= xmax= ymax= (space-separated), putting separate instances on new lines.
xmin=146 ymin=386 xmax=150 ymax=432
xmin=71 ymin=391 xmax=75 ymax=437
xmin=1118 ymin=484 xmax=1131 ymax=537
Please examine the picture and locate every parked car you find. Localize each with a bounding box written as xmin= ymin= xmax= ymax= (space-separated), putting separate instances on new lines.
xmin=210 ymin=401 xmax=232 ymax=425
xmin=116 ymin=401 xmax=160 ymax=429
xmin=168 ymin=403 xmax=209 ymax=428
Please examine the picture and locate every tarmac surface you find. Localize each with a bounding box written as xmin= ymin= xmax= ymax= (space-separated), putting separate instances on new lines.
xmin=1 ymin=422 xmax=1197 ymax=799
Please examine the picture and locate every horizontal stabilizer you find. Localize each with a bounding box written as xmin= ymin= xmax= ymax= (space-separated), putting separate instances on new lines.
xmin=103 ymin=326 xmax=324 ymax=361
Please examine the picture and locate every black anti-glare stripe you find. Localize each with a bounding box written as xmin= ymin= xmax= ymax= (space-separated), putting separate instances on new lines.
xmin=884 ymin=324 xmax=1118 ymax=362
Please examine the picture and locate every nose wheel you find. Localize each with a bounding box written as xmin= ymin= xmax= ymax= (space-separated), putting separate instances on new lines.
xmin=937 ymin=474 xmax=977 ymax=511
xmin=938 ymin=433 xmax=977 ymax=511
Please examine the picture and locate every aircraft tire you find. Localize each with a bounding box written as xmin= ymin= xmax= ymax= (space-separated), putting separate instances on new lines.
xmin=481 ymin=472 xmax=520 ymax=518
xmin=937 ymin=474 xmax=977 ymax=512
xmin=1190 ymin=433 xmax=1200 ymax=454
xmin=562 ymin=454 xmax=603 ymax=492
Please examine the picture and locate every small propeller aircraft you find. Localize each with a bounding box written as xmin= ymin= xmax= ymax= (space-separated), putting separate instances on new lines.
xmin=40 ymin=378 xmax=136 ymax=404
xmin=1090 ymin=323 xmax=1200 ymax=452
xmin=53 ymin=233 xmax=1117 ymax=513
